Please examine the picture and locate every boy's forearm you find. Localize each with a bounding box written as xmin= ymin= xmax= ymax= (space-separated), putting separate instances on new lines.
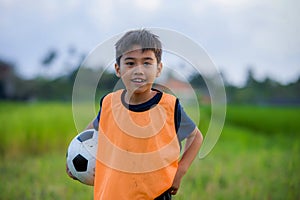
xmin=178 ymin=128 xmax=203 ymax=174
xmin=85 ymin=121 xmax=95 ymax=130
xmin=169 ymin=128 xmax=203 ymax=194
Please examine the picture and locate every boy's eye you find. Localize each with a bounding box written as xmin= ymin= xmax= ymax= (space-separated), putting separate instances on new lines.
xmin=125 ymin=62 xmax=135 ymax=66
xmin=144 ymin=62 xmax=152 ymax=66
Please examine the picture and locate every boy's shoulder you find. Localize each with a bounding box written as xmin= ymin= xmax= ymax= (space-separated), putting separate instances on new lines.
xmin=158 ymin=89 xmax=178 ymax=103
xmin=100 ymin=89 xmax=123 ymax=101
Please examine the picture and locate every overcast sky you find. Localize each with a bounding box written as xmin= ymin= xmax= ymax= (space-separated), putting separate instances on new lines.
xmin=0 ymin=0 xmax=299 ymax=86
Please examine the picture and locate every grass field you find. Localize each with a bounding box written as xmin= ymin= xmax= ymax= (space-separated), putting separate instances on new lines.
xmin=0 ymin=102 xmax=299 ymax=200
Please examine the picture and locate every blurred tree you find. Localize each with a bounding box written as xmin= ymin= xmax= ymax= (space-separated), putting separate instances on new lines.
xmin=189 ymin=73 xmax=207 ymax=90
xmin=227 ymin=67 xmax=300 ymax=105
xmin=245 ymin=68 xmax=256 ymax=87
xmin=0 ymin=59 xmax=15 ymax=99
xmin=41 ymin=49 xmax=58 ymax=66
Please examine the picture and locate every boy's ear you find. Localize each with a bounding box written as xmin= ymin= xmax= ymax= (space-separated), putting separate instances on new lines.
xmin=115 ymin=63 xmax=121 ymax=77
xmin=156 ymin=62 xmax=163 ymax=77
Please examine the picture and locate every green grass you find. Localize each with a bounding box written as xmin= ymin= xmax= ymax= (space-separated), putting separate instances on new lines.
xmin=175 ymin=124 xmax=300 ymax=200
xmin=225 ymin=105 xmax=300 ymax=135
xmin=0 ymin=102 xmax=94 ymax=157
xmin=0 ymin=102 xmax=299 ymax=199
xmin=0 ymin=152 xmax=93 ymax=200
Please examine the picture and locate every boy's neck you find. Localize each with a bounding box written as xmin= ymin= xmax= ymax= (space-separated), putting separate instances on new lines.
xmin=124 ymin=89 xmax=157 ymax=105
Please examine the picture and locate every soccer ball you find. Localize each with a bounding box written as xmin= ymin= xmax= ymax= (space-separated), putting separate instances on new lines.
xmin=66 ymin=129 xmax=98 ymax=186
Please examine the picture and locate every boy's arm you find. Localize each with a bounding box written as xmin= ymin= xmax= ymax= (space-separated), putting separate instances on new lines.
xmin=84 ymin=115 xmax=99 ymax=131
xmin=85 ymin=121 xmax=95 ymax=130
xmin=170 ymin=127 xmax=203 ymax=195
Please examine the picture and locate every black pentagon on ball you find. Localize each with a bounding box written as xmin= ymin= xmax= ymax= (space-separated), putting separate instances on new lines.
xmin=77 ymin=130 xmax=94 ymax=142
xmin=72 ymin=154 xmax=88 ymax=172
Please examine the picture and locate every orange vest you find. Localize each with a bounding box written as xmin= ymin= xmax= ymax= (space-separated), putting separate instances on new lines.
xmin=94 ymin=90 xmax=180 ymax=200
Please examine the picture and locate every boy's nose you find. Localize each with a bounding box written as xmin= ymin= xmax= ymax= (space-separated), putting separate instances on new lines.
xmin=133 ymin=65 xmax=144 ymax=74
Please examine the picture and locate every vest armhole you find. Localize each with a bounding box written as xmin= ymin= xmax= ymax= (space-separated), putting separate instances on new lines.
xmin=174 ymin=98 xmax=181 ymax=133
xmin=97 ymin=94 xmax=109 ymax=124
xmin=100 ymin=94 xmax=108 ymax=108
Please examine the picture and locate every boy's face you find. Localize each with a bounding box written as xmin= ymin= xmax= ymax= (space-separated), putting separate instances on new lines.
xmin=115 ymin=46 xmax=162 ymax=94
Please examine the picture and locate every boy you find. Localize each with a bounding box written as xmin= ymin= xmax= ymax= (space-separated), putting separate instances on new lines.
xmin=68 ymin=29 xmax=203 ymax=200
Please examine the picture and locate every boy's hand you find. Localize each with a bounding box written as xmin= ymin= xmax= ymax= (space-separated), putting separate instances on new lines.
xmin=170 ymin=166 xmax=185 ymax=195
xmin=66 ymin=163 xmax=78 ymax=180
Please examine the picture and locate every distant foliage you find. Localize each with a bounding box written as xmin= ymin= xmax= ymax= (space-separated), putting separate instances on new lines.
xmin=189 ymin=70 xmax=300 ymax=105
xmin=0 ymin=58 xmax=299 ymax=105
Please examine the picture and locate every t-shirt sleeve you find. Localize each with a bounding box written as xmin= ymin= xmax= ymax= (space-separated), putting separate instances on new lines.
xmin=92 ymin=113 xmax=100 ymax=131
xmin=175 ymin=100 xmax=196 ymax=142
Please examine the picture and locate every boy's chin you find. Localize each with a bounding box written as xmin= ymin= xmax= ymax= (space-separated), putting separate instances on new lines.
xmin=128 ymin=86 xmax=150 ymax=94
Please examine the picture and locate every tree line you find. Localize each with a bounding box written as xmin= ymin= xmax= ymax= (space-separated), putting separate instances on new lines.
xmin=0 ymin=58 xmax=299 ymax=105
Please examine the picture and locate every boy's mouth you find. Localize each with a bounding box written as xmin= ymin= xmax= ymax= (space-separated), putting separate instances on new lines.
xmin=131 ymin=78 xmax=146 ymax=83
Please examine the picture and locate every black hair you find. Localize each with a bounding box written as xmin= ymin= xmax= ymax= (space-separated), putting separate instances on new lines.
xmin=115 ymin=29 xmax=162 ymax=66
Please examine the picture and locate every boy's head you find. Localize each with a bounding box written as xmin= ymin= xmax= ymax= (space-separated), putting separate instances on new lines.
xmin=115 ymin=29 xmax=162 ymax=66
